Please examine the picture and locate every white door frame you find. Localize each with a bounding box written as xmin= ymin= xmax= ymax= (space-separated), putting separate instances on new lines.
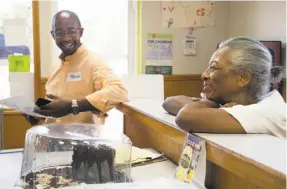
xmin=128 ymin=0 xmax=138 ymax=75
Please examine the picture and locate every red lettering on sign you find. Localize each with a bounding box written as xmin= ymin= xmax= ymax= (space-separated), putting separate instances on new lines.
xmin=201 ymin=8 xmax=205 ymax=16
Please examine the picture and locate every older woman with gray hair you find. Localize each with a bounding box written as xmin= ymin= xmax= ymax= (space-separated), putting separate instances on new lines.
xmin=163 ymin=36 xmax=286 ymax=139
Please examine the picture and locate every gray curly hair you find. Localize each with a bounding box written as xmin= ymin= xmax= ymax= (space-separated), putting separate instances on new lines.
xmin=218 ymin=36 xmax=285 ymax=100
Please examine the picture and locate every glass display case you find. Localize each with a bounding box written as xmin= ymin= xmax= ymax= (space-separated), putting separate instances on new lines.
xmin=15 ymin=124 xmax=132 ymax=189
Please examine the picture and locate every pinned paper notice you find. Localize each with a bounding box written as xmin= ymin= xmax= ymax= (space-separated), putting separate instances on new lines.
xmin=8 ymin=55 xmax=30 ymax=72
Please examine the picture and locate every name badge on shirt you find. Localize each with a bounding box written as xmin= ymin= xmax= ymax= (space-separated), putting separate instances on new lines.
xmin=67 ymin=72 xmax=82 ymax=82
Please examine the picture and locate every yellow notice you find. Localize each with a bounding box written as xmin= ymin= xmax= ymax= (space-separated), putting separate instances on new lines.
xmin=8 ymin=55 xmax=30 ymax=72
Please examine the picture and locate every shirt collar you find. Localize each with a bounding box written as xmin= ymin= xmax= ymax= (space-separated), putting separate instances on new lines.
xmin=59 ymin=44 xmax=86 ymax=64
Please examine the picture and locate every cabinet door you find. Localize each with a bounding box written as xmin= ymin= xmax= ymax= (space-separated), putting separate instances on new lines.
xmin=3 ymin=111 xmax=32 ymax=149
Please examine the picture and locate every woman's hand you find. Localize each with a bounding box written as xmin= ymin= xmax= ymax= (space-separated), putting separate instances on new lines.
xmin=162 ymin=95 xmax=202 ymax=116
xmin=183 ymin=99 xmax=219 ymax=109
xmin=222 ymin=102 xmax=239 ymax=108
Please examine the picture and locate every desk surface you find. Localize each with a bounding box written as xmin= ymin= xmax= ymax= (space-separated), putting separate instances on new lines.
xmin=0 ymin=150 xmax=204 ymax=189
xmin=122 ymin=99 xmax=286 ymax=175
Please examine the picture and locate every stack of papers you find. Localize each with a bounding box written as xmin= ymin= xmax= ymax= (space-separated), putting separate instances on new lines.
xmin=131 ymin=147 xmax=163 ymax=163
xmin=0 ymin=95 xmax=49 ymax=118
xmin=114 ymin=146 xmax=164 ymax=166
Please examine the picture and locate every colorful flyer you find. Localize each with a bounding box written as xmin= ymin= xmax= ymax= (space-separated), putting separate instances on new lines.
xmin=146 ymin=33 xmax=173 ymax=67
xmin=175 ymin=134 xmax=205 ymax=184
xmin=145 ymin=65 xmax=172 ymax=75
xmin=8 ymin=55 xmax=30 ymax=72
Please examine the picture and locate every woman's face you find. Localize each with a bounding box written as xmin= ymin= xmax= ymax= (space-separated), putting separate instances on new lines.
xmin=201 ymin=47 xmax=245 ymax=104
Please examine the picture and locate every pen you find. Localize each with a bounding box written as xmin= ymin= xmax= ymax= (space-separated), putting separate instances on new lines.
xmin=131 ymin=154 xmax=166 ymax=167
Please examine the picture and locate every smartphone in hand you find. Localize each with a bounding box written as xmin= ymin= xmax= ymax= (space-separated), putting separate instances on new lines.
xmin=35 ymin=98 xmax=51 ymax=107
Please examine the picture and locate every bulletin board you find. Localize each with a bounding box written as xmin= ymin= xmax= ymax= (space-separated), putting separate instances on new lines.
xmin=260 ymin=41 xmax=283 ymax=93
xmin=162 ymin=1 xmax=215 ymax=28
xmin=260 ymin=41 xmax=281 ymax=66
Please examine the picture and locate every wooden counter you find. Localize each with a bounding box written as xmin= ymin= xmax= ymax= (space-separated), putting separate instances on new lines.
xmin=116 ymin=99 xmax=286 ymax=189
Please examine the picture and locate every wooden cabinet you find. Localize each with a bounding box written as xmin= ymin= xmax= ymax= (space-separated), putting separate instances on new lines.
xmin=3 ymin=110 xmax=32 ymax=149
xmin=164 ymin=75 xmax=203 ymax=99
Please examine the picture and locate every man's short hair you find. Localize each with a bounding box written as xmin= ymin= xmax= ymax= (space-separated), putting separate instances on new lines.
xmin=52 ymin=10 xmax=82 ymax=29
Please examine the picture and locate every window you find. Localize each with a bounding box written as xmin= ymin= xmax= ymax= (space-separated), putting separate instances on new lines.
xmin=0 ymin=0 xmax=34 ymax=99
xmin=55 ymin=0 xmax=137 ymax=131
xmin=56 ymin=0 xmax=135 ymax=76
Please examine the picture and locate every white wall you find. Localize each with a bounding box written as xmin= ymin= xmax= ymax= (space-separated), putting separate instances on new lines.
xmin=227 ymin=1 xmax=286 ymax=43
xmin=227 ymin=1 xmax=286 ymax=66
xmin=141 ymin=1 xmax=286 ymax=74
xmin=142 ymin=1 xmax=230 ymax=74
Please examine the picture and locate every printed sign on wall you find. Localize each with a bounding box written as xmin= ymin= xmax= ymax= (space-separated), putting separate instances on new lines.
xmin=162 ymin=1 xmax=215 ymax=28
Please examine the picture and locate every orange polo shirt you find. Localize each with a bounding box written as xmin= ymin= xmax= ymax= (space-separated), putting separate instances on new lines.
xmin=45 ymin=45 xmax=128 ymax=124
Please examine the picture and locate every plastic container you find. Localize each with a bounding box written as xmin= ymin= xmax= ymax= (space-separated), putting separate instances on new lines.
xmin=15 ymin=123 xmax=132 ymax=189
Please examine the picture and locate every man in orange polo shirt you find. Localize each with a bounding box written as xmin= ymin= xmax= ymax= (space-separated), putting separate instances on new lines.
xmin=26 ymin=10 xmax=128 ymax=125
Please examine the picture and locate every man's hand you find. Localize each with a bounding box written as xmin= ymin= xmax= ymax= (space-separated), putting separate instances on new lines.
xmin=34 ymin=94 xmax=72 ymax=118
xmin=23 ymin=114 xmax=44 ymax=126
